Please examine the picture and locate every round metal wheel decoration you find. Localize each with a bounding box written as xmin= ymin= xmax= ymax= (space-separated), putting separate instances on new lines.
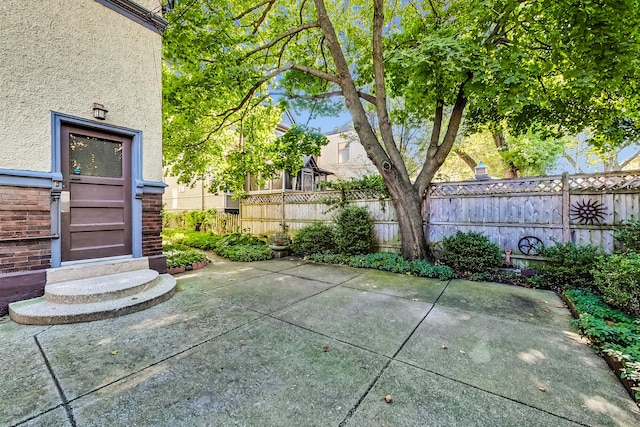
xmin=518 ymin=236 xmax=544 ymax=256
xmin=570 ymin=199 xmax=606 ymax=225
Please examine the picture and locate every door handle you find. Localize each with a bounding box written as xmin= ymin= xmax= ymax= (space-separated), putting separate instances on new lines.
xmin=70 ymin=177 xmax=82 ymax=181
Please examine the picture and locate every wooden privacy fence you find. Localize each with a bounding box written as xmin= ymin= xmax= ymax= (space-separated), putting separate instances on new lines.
xmin=427 ymin=171 xmax=640 ymax=264
xmin=241 ymin=170 xmax=640 ymax=263
xmin=241 ymin=191 xmax=401 ymax=251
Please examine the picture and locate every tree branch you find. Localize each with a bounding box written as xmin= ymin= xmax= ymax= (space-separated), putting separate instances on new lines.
xmin=454 ymin=149 xmax=478 ymax=171
xmin=252 ymin=0 xmax=275 ymax=33
xmin=273 ymin=90 xmax=377 ymax=104
xmin=233 ymin=0 xmax=274 ymax=21
xmin=243 ymin=22 xmax=321 ymax=59
xmin=211 ymin=63 xmax=338 ymax=140
xmin=415 ymin=76 xmax=471 ymax=196
xmin=373 ymin=0 xmax=410 ymax=182
xmin=312 ymin=0 xmax=393 ymax=183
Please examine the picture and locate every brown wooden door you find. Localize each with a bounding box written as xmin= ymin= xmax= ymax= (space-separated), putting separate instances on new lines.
xmin=60 ymin=125 xmax=132 ymax=261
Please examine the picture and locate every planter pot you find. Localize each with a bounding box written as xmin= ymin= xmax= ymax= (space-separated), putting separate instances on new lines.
xmin=269 ymin=245 xmax=289 ymax=258
xmin=167 ymin=266 xmax=185 ymax=275
xmin=192 ymin=260 xmax=208 ymax=270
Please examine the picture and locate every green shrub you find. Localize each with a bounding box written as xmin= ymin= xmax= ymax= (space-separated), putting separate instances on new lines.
xmin=442 ymin=231 xmax=502 ymax=273
xmin=181 ymin=231 xmax=222 ymax=250
xmin=185 ymin=209 xmax=217 ymax=232
xmin=309 ymin=252 xmax=454 ymax=280
xmin=593 ymin=252 xmax=640 ymax=317
xmin=214 ymin=232 xmax=264 ymax=251
xmin=163 ymin=244 xmax=208 ymax=269
xmin=615 ymin=220 xmax=640 ymax=253
xmin=333 ymin=205 xmax=374 ymax=255
xmin=291 ymin=222 xmax=335 ymax=256
xmin=215 ymin=244 xmax=273 ymax=262
xmin=162 ymin=211 xmax=186 ymax=229
xmin=210 ymin=232 xmax=272 ymax=262
xmin=540 ymin=241 xmax=601 ymax=289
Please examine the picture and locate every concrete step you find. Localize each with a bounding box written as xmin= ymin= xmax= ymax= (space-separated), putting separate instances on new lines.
xmin=45 ymin=269 xmax=160 ymax=304
xmin=46 ymin=257 xmax=149 ymax=284
xmin=8 ymin=274 xmax=176 ymax=325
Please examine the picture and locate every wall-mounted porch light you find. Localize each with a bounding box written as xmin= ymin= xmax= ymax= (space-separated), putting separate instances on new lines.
xmin=92 ymin=103 xmax=108 ymax=120
xmin=474 ymin=161 xmax=490 ymax=180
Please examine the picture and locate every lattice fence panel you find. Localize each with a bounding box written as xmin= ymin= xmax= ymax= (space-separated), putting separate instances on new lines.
xmin=244 ymin=194 xmax=281 ymax=204
xmin=569 ymin=172 xmax=640 ymax=192
xmin=430 ymin=178 xmax=563 ymax=197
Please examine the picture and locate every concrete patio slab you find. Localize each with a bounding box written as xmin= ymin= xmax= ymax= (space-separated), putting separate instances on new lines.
xmin=397 ymin=305 xmax=640 ymax=426
xmin=18 ymin=406 xmax=72 ymax=427
xmin=244 ymin=257 xmax=309 ymax=272
xmin=2 ymin=259 xmax=639 ymax=427
xmin=274 ymin=286 xmax=432 ymax=356
xmin=174 ymin=265 xmax=272 ymax=292
xmin=205 ymin=273 xmax=336 ymax=313
xmin=438 ymin=279 xmax=573 ymax=327
xmin=35 ymin=289 xmax=261 ymax=400
xmin=282 ymin=262 xmax=362 ymax=284
xmin=343 ymin=269 xmax=448 ymax=303
xmin=346 ymin=361 xmax=581 ymax=427
xmin=0 ymin=316 xmax=49 ymax=343
xmin=70 ymin=317 xmax=388 ymax=426
xmin=0 ymin=334 xmax=61 ymax=426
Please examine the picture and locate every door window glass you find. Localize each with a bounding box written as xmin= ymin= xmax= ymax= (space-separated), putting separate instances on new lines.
xmin=69 ymin=133 xmax=123 ymax=177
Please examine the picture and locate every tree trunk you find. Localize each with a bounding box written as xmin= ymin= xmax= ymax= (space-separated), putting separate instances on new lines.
xmin=387 ymin=182 xmax=427 ymax=260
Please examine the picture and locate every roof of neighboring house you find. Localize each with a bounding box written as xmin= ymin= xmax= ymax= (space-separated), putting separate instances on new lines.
xmin=302 ymin=156 xmax=334 ymax=176
xmin=324 ymin=122 xmax=353 ymax=136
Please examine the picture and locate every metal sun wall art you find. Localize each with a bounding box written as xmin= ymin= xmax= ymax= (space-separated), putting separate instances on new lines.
xmin=570 ymin=199 xmax=607 ymax=225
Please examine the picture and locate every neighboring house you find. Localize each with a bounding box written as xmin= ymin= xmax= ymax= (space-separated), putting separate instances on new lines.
xmin=317 ymin=128 xmax=377 ymax=181
xmin=247 ymin=156 xmax=333 ymax=193
xmin=163 ymin=175 xmax=240 ymax=214
xmin=0 ymin=1 xmax=169 ymax=316
xmin=164 ymin=111 xmax=333 ymax=204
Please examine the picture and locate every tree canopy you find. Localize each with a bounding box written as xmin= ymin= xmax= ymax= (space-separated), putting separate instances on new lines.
xmin=163 ymin=0 xmax=640 ymax=259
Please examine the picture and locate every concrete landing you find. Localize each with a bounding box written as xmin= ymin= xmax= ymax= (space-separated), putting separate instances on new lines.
xmin=45 ymin=269 xmax=160 ymax=304
xmin=8 ymin=274 xmax=175 ymax=325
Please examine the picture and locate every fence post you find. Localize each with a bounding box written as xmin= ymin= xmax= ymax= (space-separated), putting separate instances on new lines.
xmin=281 ymin=191 xmax=285 ymax=230
xmin=562 ymin=172 xmax=570 ymax=243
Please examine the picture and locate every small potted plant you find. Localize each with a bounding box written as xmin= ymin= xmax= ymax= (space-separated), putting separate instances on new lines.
xmin=267 ymin=231 xmax=292 ymax=251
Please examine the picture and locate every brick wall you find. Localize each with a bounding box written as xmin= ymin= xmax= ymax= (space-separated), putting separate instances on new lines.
xmin=0 ymin=186 xmax=52 ymax=274
xmin=142 ymin=191 xmax=163 ymax=247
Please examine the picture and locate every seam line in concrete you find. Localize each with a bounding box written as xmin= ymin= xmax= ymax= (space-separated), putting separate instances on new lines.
xmin=394 ymin=358 xmax=591 ymax=427
xmin=11 ymin=404 xmax=66 ymax=427
xmin=197 ymin=271 xmax=278 ymax=293
xmin=34 ymin=336 xmax=77 ymax=427
xmin=66 ymin=310 xmax=271 ymax=404
xmin=264 ymin=314 xmax=393 ymax=359
xmin=337 ymin=279 xmax=453 ymax=426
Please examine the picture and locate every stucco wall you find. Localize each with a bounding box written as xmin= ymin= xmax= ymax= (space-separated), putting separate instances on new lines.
xmin=0 ymin=0 xmax=164 ymax=181
xmin=318 ymin=132 xmax=377 ymax=180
